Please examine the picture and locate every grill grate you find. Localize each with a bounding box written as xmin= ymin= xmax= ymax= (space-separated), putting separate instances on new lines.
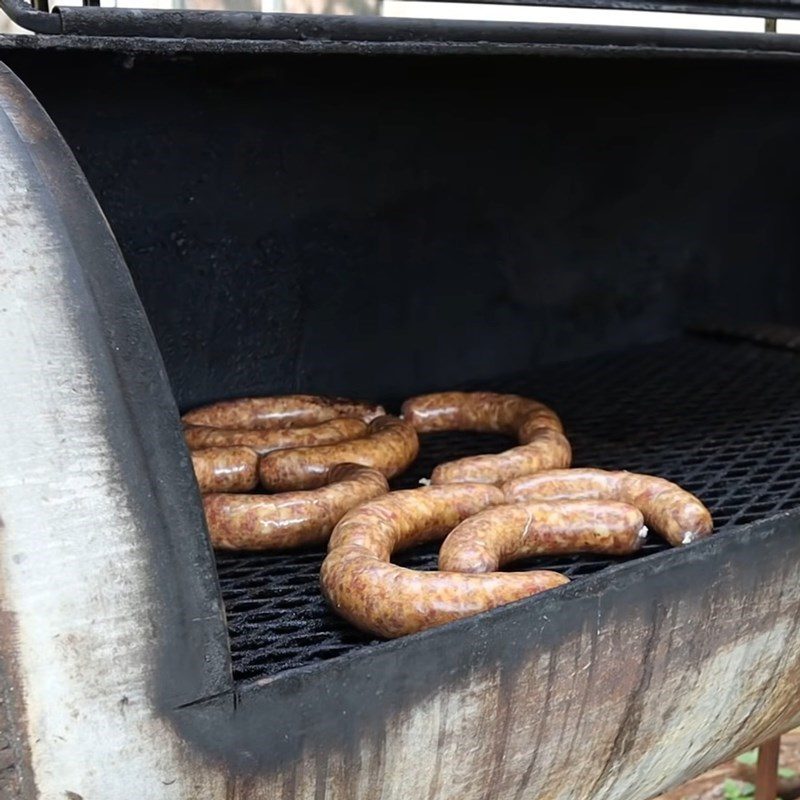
xmin=215 ymin=337 xmax=800 ymax=682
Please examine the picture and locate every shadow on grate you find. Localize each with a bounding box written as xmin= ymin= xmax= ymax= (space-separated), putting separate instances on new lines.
xmin=215 ymin=336 xmax=800 ymax=681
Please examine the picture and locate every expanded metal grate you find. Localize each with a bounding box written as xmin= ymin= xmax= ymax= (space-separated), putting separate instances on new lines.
xmin=215 ymin=336 xmax=800 ymax=681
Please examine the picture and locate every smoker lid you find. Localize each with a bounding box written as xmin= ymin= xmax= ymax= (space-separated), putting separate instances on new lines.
xmin=0 ymin=0 xmax=796 ymax=42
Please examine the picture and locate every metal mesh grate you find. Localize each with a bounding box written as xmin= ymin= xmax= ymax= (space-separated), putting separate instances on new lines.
xmin=215 ymin=337 xmax=800 ymax=681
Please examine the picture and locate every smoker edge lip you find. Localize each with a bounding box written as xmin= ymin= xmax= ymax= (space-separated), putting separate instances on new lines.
xmin=0 ymin=57 xmax=233 ymax=713
xmin=4 ymin=12 xmax=800 ymax=59
xmin=227 ymin=516 xmax=772 ymax=694
xmin=171 ymin=505 xmax=800 ymax=773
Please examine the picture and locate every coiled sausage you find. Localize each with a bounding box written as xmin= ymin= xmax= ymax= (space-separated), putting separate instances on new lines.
xmin=439 ymin=500 xmax=646 ymax=573
xmin=401 ymin=391 xmax=563 ymax=437
xmin=503 ymin=468 xmax=713 ymax=547
xmin=431 ymin=429 xmax=572 ymax=486
xmin=191 ymin=447 xmax=258 ymax=494
xmin=183 ymin=395 xmax=385 ymax=430
xmin=401 ymin=391 xmax=571 ymax=485
xmin=321 ymin=484 xmax=568 ymax=638
xmin=204 ymin=463 xmax=389 ymax=550
xmin=184 ymin=418 xmax=368 ymax=455
xmin=259 ymin=415 xmax=419 ymax=492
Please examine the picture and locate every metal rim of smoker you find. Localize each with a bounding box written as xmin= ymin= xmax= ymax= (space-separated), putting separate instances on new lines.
xmin=2 ymin=57 xmax=800 ymax=798
xmin=6 ymin=0 xmax=800 ymax=41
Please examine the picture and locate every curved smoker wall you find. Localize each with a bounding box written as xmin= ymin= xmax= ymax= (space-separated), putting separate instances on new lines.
xmin=1 ymin=48 xmax=800 ymax=800
xmin=0 ymin=62 xmax=231 ymax=798
xmin=3 ymin=46 xmax=800 ymax=409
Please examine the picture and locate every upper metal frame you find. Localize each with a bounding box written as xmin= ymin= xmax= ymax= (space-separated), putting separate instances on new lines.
xmin=1 ymin=0 xmax=800 ymax=38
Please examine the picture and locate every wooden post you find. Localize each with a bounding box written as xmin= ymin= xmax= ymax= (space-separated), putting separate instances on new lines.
xmin=755 ymin=737 xmax=781 ymax=800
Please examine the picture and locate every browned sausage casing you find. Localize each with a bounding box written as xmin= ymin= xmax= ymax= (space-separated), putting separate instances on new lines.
xmin=431 ymin=429 xmax=572 ymax=485
xmin=503 ymin=468 xmax=713 ymax=547
xmin=401 ymin=391 xmax=564 ymax=437
xmin=204 ymin=464 xmax=389 ymax=550
xmin=401 ymin=391 xmax=571 ymax=485
xmin=321 ymin=484 xmax=569 ymax=638
xmin=184 ymin=418 xmax=368 ymax=455
xmin=439 ymin=500 xmax=646 ymax=573
xmin=259 ymin=415 xmax=419 ymax=492
xmin=191 ymin=447 xmax=258 ymax=494
xmin=182 ymin=395 xmax=385 ymax=430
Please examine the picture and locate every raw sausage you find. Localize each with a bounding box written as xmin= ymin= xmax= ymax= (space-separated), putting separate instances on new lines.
xmin=439 ymin=500 xmax=646 ymax=573
xmin=431 ymin=428 xmax=572 ymax=485
xmin=204 ymin=464 xmax=389 ymax=550
xmin=321 ymin=484 xmax=568 ymax=638
xmin=184 ymin=418 xmax=368 ymax=455
xmin=323 ymin=485 xmax=568 ymax=638
xmin=401 ymin=391 xmax=571 ymax=485
xmin=401 ymin=391 xmax=564 ymax=438
xmin=259 ymin=415 xmax=419 ymax=492
xmin=183 ymin=394 xmax=385 ymax=430
xmin=191 ymin=447 xmax=258 ymax=494
xmin=503 ymin=468 xmax=713 ymax=546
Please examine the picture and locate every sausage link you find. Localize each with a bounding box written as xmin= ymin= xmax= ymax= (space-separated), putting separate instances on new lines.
xmin=182 ymin=394 xmax=385 ymax=430
xmin=431 ymin=429 xmax=572 ymax=486
xmin=259 ymin=415 xmax=419 ymax=492
xmin=401 ymin=391 xmax=564 ymax=437
xmin=439 ymin=500 xmax=646 ymax=573
xmin=184 ymin=418 xmax=368 ymax=455
xmin=204 ymin=464 xmax=389 ymax=550
xmin=191 ymin=447 xmax=258 ymax=493
xmin=503 ymin=468 xmax=713 ymax=547
xmin=402 ymin=391 xmax=570 ymax=485
xmin=321 ymin=484 xmax=568 ymax=638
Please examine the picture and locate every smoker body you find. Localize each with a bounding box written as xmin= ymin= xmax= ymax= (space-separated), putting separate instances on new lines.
xmin=2 ymin=24 xmax=800 ymax=799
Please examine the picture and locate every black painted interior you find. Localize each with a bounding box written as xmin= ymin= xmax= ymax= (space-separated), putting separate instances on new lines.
xmin=2 ymin=46 xmax=800 ymax=407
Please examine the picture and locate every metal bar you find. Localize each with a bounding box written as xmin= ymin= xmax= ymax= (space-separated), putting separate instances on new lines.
xmin=0 ymin=0 xmax=60 ymax=32
xmin=378 ymin=0 xmax=799 ymax=15
xmin=7 ymin=0 xmax=800 ymax=39
xmin=756 ymin=738 xmax=781 ymax=800
xmin=6 ymin=0 xmax=800 ymax=37
xmin=49 ymin=5 xmax=800 ymax=40
xmin=4 ymin=0 xmax=800 ymax=38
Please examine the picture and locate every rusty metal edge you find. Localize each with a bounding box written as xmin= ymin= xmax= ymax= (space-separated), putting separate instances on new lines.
xmin=6 ymin=25 xmax=800 ymax=61
xmin=0 ymin=50 xmax=234 ymax=741
xmin=166 ymin=510 xmax=800 ymax=778
xmin=0 ymin=607 xmax=33 ymax=799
